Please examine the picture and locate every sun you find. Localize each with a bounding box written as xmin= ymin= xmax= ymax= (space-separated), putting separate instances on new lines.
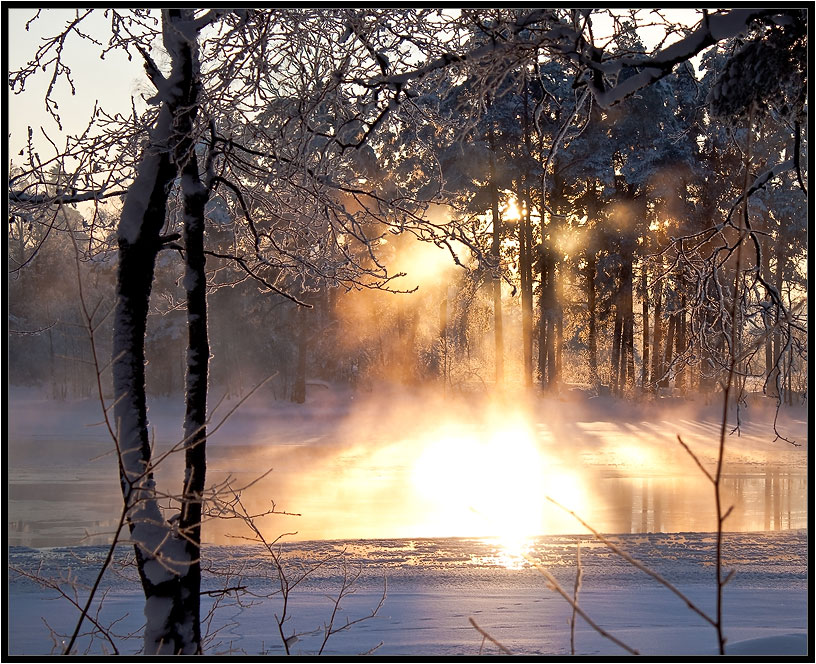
xmin=502 ymin=198 xmax=522 ymax=223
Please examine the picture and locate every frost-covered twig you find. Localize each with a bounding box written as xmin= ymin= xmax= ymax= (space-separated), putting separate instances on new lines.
xmin=545 ymin=497 xmax=716 ymax=630
xmin=523 ymin=554 xmax=640 ymax=656
xmin=62 ymin=222 xmax=136 ymax=655
xmin=317 ymin=563 xmax=387 ymax=655
xmin=676 ymin=436 xmax=714 ymax=484
xmin=570 ymin=541 xmax=582 ymax=656
xmin=10 ymin=567 xmax=129 ymax=655
xmin=709 ymin=107 xmax=754 ymax=656
xmin=469 ymin=617 xmax=513 ymax=655
xmin=222 ymin=491 xmax=381 ymax=655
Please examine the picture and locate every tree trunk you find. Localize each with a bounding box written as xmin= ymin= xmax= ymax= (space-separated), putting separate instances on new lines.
xmin=769 ymin=225 xmax=785 ymax=399
xmin=758 ymin=217 xmax=773 ymax=390
xmin=292 ymin=305 xmax=308 ymax=403
xmin=519 ymin=203 xmax=534 ymax=387
xmin=555 ymin=267 xmax=563 ymax=386
xmin=172 ymin=28 xmax=213 ymax=649
xmin=113 ymin=139 xmax=196 ymax=655
xmin=537 ymin=131 xmax=548 ymax=390
xmin=488 ymin=132 xmax=504 ymax=388
xmin=439 ymin=295 xmax=448 ymax=388
xmin=641 ymin=261 xmax=650 ymax=391
xmin=537 ymin=247 xmax=549 ymax=386
xmin=675 ymin=295 xmax=687 ymax=392
xmin=660 ymin=312 xmax=676 ymax=390
xmin=586 ymin=252 xmax=598 ymax=387
xmin=112 ymin=10 xmax=209 ymax=654
xmin=538 ymin=246 xmax=557 ymax=390
xmin=491 ymin=260 xmax=504 ymax=388
xmin=650 ymin=278 xmax=663 ymax=389
xmin=699 ymin=281 xmax=717 ymax=395
xmin=538 ymin=246 xmax=558 ymax=390
xmin=177 ymin=156 xmax=210 ymax=654
xmin=611 ymin=306 xmax=622 ymax=395
xmin=540 ymin=169 xmax=565 ymax=391
xmin=520 ymin=76 xmax=534 ymax=388
xmin=621 ymin=248 xmax=635 ymax=390
xmin=546 ymin=315 xmax=556 ymax=388
xmin=624 ymin=305 xmax=635 ymax=389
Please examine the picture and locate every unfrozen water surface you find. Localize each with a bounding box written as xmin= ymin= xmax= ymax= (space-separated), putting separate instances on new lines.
xmin=7 ymin=388 xmax=807 ymax=546
xmin=6 ymin=388 xmax=809 ymax=655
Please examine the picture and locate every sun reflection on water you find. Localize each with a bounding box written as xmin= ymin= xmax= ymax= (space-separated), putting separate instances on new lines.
xmin=495 ymin=535 xmax=535 ymax=570
xmin=410 ymin=420 xmax=589 ymax=543
xmin=469 ymin=536 xmax=535 ymax=570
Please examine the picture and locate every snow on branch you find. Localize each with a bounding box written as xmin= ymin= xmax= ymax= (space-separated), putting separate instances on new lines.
xmin=578 ymin=9 xmax=784 ymax=108
xmin=726 ymin=158 xmax=796 ymax=223
xmin=9 ymin=187 xmax=128 ymax=206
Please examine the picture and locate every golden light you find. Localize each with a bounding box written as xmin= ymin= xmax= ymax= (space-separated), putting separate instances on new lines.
xmin=605 ymin=442 xmax=660 ymax=472
xmin=648 ymin=218 xmax=674 ymax=231
xmin=390 ymin=237 xmax=460 ymax=290
xmin=410 ymin=421 xmax=587 ymax=562
xmin=554 ymin=227 xmax=586 ymax=259
xmin=502 ymin=198 xmax=521 ymax=223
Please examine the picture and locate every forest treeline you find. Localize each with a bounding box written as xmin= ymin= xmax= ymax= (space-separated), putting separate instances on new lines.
xmin=9 ymin=16 xmax=807 ymax=404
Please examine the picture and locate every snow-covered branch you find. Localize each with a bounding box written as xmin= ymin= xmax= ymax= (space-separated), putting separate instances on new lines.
xmin=9 ymin=187 xmax=128 ymax=206
xmin=566 ymin=9 xmax=787 ymax=108
xmin=725 ymin=158 xmax=796 ymax=223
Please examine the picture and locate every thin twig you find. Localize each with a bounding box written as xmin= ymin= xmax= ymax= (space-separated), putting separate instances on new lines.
xmin=570 ymin=541 xmax=582 ymax=656
xmin=546 ymin=497 xmax=716 ymax=629
xmin=523 ymin=557 xmax=640 ymax=656
xmin=468 ymin=617 xmax=513 ymax=655
xmin=676 ymin=436 xmax=714 ymax=485
xmin=63 ymin=219 xmax=133 ymax=655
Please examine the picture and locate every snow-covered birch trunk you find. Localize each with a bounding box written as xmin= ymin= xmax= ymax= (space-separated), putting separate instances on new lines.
xmin=177 ymin=137 xmax=210 ymax=659
xmin=111 ymin=9 xmax=212 ymax=655
xmin=112 ymin=102 xmax=197 ymax=655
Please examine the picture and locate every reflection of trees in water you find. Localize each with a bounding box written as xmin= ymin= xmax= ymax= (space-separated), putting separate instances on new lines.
xmin=761 ymin=468 xmax=800 ymax=531
xmin=600 ymin=469 xmax=804 ymax=534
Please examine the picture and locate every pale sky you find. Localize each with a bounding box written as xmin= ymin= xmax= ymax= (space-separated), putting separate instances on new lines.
xmin=7 ymin=8 xmax=150 ymax=159
xmin=6 ymin=8 xmax=704 ymax=166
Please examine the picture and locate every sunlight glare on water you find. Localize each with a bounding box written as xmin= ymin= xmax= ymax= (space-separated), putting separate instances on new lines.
xmin=7 ymin=390 xmax=807 ymax=548
xmin=410 ymin=419 xmax=588 ymax=547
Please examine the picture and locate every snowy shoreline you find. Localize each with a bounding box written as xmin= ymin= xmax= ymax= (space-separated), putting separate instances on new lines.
xmin=9 ymin=531 xmax=808 ymax=656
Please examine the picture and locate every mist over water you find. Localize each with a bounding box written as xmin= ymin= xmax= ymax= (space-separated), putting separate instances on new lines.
xmin=8 ymin=385 xmax=807 ymax=549
xmin=8 ymin=207 xmax=808 ymax=552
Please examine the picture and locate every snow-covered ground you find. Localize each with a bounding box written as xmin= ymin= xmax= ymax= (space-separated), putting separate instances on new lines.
xmin=6 ymin=386 xmax=809 ymax=656
xmin=8 ymin=532 xmax=809 ymax=656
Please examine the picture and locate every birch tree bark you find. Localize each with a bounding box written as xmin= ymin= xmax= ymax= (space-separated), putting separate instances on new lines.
xmin=112 ymin=9 xmax=216 ymax=654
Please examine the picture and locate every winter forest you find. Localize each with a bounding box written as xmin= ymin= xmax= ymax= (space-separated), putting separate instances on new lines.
xmin=6 ymin=7 xmax=809 ymax=658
